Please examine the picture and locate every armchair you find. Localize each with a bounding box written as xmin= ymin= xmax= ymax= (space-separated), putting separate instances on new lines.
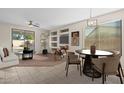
xmin=92 ymin=54 xmax=123 ymax=84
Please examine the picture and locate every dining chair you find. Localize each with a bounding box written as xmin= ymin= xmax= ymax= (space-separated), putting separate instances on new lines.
xmin=75 ymin=49 xmax=86 ymax=68
xmin=92 ymin=54 xmax=123 ymax=84
xmin=65 ymin=52 xmax=82 ymax=77
xmin=109 ymin=50 xmax=124 ymax=77
xmin=65 ymin=52 xmax=74 ymax=70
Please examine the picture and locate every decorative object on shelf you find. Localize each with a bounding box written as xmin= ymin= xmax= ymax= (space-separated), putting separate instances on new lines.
xmin=71 ymin=31 xmax=79 ymax=46
xmin=24 ymin=40 xmax=30 ymax=50
xmin=90 ymin=43 xmax=96 ymax=54
xmin=87 ymin=8 xmax=97 ymax=27
xmin=41 ymin=39 xmax=47 ymax=49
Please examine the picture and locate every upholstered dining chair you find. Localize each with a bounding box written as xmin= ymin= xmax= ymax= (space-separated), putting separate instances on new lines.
xmin=109 ymin=50 xmax=124 ymax=77
xmin=92 ymin=54 xmax=123 ymax=84
xmin=65 ymin=52 xmax=82 ymax=77
xmin=65 ymin=52 xmax=74 ymax=70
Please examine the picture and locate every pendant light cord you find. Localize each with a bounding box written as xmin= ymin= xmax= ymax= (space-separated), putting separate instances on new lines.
xmin=90 ymin=8 xmax=92 ymax=18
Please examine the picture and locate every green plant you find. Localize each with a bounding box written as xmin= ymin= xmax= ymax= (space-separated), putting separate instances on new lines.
xmin=25 ymin=34 xmax=34 ymax=40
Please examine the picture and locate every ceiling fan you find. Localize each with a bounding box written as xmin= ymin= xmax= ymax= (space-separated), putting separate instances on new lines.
xmin=28 ymin=20 xmax=40 ymax=27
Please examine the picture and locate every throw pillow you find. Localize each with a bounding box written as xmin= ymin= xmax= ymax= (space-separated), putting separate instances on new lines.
xmin=3 ymin=48 xmax=7 ymax=57
xmin=3 ymin=48 xmax=9 ymax=57
xmin=5 ymin=48 xmax=9 ymax=56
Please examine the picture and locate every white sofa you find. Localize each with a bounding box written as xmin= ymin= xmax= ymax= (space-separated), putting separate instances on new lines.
xmin=0 ymin=47 xmax=19 ymax=69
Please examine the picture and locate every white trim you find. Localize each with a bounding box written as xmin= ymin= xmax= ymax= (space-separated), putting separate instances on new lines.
xmin=100 ymin=18 xmax=122 ymax=25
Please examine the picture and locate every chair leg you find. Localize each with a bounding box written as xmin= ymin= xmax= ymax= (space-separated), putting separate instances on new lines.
xmin=102 ymin=74 xmax=105 ymax=84
xmin=104 ymin=75 xmax=106 ymax=82
xmin=118 ymin=66 xmax=123 ymax=84
xmin=82 ymin=62 xmax=84 ymax=74
xmin=119 ymin=63 xmax=124 ymax=77
xmin=65 ymin=62 xmax=68 ymax=70
xmin=77 ymin=64 xmax=79 ymax=71
xmin=66 ymin=64 xmax=69 ymax=77
xmin=102 ymin=63 xmax=105 ymax=84
xmin=80 ymin=64 xmax=82 ymax=76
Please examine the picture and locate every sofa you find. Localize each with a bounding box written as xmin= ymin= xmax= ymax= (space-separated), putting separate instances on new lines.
xmin=0 ymin=47 xmax=19 ymax=69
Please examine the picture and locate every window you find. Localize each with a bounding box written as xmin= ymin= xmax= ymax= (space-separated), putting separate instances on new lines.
xmin=84 ymin=20 xmax=122 ymax=54
xmin=12 ymin=29 xmax=35 ymax=52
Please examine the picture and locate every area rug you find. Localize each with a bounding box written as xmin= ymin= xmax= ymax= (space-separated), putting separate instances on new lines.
xmin=16 ymin=54 xmax=63 ymax=67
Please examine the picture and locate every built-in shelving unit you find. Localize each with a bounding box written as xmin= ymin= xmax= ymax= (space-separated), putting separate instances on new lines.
xmin=50 ymin=31 xmax=58 ymax=52
xmin=50 ymin=28 xmax=69 ymax=53
xmin=40 ymin=31 xmax=50 ymax=53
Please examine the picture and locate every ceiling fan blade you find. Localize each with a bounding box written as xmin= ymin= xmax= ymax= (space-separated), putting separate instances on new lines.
xmin=33 ymin=24 xmax=40 ymax=27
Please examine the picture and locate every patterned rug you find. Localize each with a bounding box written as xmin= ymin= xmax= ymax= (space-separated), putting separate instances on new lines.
xmin=17 ymin=54 xmax=63 ymax=67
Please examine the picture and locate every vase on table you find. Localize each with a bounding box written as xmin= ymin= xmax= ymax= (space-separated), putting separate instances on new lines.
xmin=90 ymin=44 xmax=96 ymax=55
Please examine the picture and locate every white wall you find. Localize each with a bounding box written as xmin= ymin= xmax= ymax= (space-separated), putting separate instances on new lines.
xmin=0 ymin=22 xmax=11 ymax=50
xmin=0 ymin=22 xmax=43 ymax=53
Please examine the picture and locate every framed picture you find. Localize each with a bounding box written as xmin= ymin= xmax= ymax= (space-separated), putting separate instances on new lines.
xmin=71 ymin=31 xmax=79 ymax=46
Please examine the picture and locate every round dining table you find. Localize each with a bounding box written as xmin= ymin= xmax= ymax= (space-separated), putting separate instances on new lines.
xmin=76 ymin=49 xmax=113 ymax=78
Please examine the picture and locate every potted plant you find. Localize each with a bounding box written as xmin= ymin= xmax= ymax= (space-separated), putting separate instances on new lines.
xmin=24 ymin=40 xmax=30 ymax=50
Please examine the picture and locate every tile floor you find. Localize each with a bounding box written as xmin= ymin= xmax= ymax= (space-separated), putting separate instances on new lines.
xmin=0 ymin=62 xmax=123 ymax=84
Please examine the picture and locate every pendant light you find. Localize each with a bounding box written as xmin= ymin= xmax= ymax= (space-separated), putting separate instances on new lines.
xmin=87 ymin=8 xmax=97 ymax=27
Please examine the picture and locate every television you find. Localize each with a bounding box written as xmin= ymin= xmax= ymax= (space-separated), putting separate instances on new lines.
xmin=59 ymin=34 xmax=69 ymax=44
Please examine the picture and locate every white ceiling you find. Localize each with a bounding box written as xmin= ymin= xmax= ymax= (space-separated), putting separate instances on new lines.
xmin=0 ymin=8 xmax=122 ymax=30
